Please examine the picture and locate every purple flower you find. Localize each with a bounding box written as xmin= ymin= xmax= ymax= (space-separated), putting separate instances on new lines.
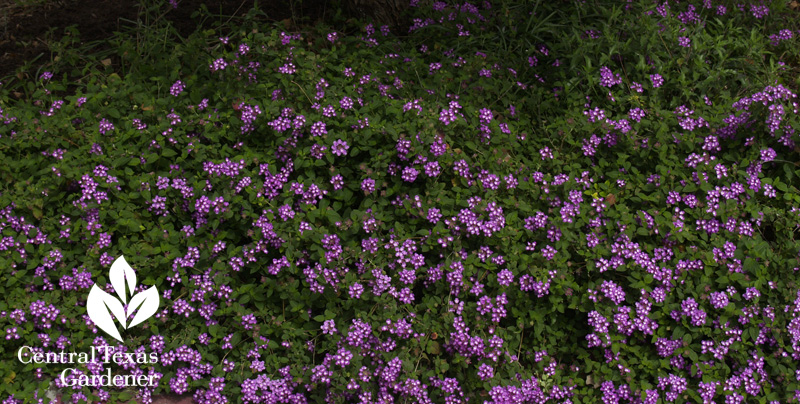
xmin=5 ymin=327 xmax=20 ymax=340
xmin=439 ymin=108 xmax=456 ymax=125
xmin=542 ymin=245 xmax=558 ymax=260
xmin=239 ymin=104 xmax=262 ymax=133
xmin=582 ymin=134 xmax=601 ymax=156
xmin=361 ymin=178 xmax=376 ymax=193
xmin=277 ymin=204 xmax=295 ymax=221
xmin=210 ymin=58 xmax=227 ymax=71
xmin=714 ymin=163 xmax=728 ymax=179
xmin=229 ymin=256 xmax=243 ymax=272
xmin=334 ymin=348 xmax=353 ymax=366
xmin=170 ymin=80 xmax=185 ymax=96
xmin=149 ymin=195 xmax=168 ymax=216
xmin=249 ymin=360 xmax=265 ymax=372
xmin=310 ymin=144 xmax=328 ymax=159
xmin=278 ymin=63 xmax=296 ymax=74
xmin=760 ymin=148 xmax=776 ymax=162
xmin=310 ymin=121 xmax=327 ymax=136
xmin=497 ymin=269 xmax=514 ymax=286
xmin=339 ymin=96 xmax=354 ymax=110
xmin=599 ymin=66 xmax=622 ymax=87
xmin=330 ymin=174 xmax=344 ymax=190
xmin=629 ymin=107 xmax=646 ymax=122
xmin=349 ymin=283 xmax=364 ymax=299
xmin=770 ymin=29 xmax=794 ymax=46
xmin=584 ymin=107 xmax=606 ymax=123
xmin=98 ymin=119 xmax=115 ymax=135
xmin=709 ymin=291 xmax=729 ymax=309
xmin=427 ymin=208 xmax=442 ymax=224
xmin=744 ymin=287 xmax=761 ymax=300
xmin=424 ymin=161 xmax=441 ymax=177
xmin=100 ymin=252 xmax=114 ymax=266
xmin=329 ymin=139 xmax=350 ymax=156
xmin=211 ymin=241 xmax=227 ymax=254
xmin=241 ymin=313 xmax=257 ymax=330
xmin=750 ymin=4 xmax=769 ymax=18
xmin=321 ymin=319 xmax=336 ymax=335
xmin=96 ymin=232 xmax=111 ymax=249
xmin=678 ymin=36 xmax=691 ymax=47
xmin=396 ymin=287 xmax=414 ymax=304
xmin=401 ymin=167 xmax=418 ymax=182
xmin=600 ymin=280 xmax=625 ymax=304
xmin=477 ymin=363 xmax=494 ymax=380
xmin=650 ymin=74 xmax=664 ymax=88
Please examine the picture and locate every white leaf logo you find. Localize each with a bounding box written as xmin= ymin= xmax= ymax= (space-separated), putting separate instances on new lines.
xmin=87 ymin=256 xmax=160 ymax=342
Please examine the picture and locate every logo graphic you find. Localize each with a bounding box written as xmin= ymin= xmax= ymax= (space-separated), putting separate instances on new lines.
xmin=87 ymin=256 xmax=160 ymax=342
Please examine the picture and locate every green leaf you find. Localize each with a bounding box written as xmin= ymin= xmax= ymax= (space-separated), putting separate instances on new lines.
xmin=426 ymin=341 xmax=440 ymax=355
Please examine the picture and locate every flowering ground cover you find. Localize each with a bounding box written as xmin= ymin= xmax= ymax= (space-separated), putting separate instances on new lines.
xmin=1 ymin=0 xmax=800 ymax=403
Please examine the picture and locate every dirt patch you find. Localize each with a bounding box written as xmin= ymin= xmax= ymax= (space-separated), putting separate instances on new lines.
xmin=0 ymin=0 xmax=136 ymax=80
xmin=0 ymin=0 xmax=332 ymax=83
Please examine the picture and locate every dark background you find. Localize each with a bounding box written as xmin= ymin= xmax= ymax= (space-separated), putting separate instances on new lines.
xmin=0 ymin=0 xmax=408 ymax=81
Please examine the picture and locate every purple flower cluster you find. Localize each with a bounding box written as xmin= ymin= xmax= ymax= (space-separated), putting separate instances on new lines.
xmin=3 ymin=2 xmax=800 ymax=403
xmin=650 ymin=73 xmax=664 ymax=88
xmin=170 ymin=80 xmax=185 ymax=96
xmin=599 ymin=66 xmax=622 ymax=87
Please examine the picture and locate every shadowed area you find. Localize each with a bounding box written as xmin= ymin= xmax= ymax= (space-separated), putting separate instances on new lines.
xmin=0 ymin=0 xmax=337 ymax=81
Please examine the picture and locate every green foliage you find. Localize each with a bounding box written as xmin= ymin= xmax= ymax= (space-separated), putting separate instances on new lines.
xmin=0 ymin=0 xmax=800 ymax=402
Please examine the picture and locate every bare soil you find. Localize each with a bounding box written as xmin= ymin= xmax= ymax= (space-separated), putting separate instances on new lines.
xmin=0 ymin=0 xmax=330 ymax=82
